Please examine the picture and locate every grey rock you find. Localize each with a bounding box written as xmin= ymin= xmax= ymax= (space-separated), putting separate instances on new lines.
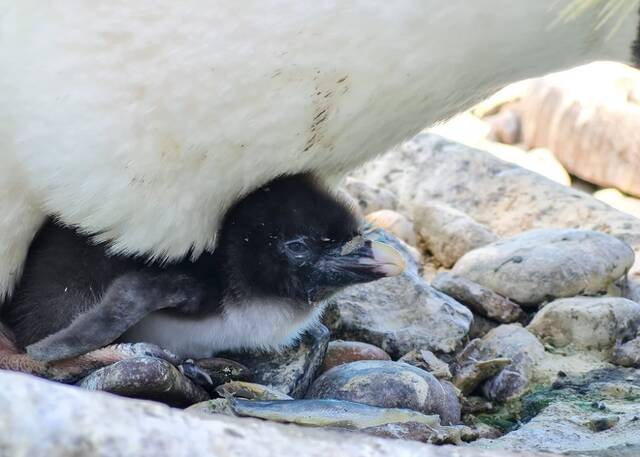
xmin=320 ymin=340 xmax=391 ymax=374
xmin=350 ymin=133 xmax=640 ymax=305
xmin=456 ymin=325 xmax=545 ymax=402
xmin=452 ymin=349 xmax=512 ymax=396
xmin=0 ymin=371 xmax=548 ymax=457
xmin=342 ymin=177 xmax=398 ymax=214
xmin=306 ymin=360 xmax=461 ymax=425
xmin=432 ymin=273 xmax=523 ymax=323
xmin=528 ymin=297 xmax=640 ymax=351
xmin=324 ymin=229 xmax=472 ymax=357
xmin=221 ymin=324 xmax=329 ymax=398
xmin=413 ymin=202 xmax=498 ymax=267
xmin=452 ymin=229 xmax=634 ymax=306
xmin=77 ymin=356 xmax=209 ymax=407
xmin=398 ymin=349 xmax=452 ymax=380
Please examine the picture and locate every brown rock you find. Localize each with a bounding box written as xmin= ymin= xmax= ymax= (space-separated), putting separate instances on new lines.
xmin=320 ymin=340 xmax=391 ymax=374
xmin=520 ymin=62 xmax=640 ymax=197
xmin=398 ymin=349 xmax=452 ymax=380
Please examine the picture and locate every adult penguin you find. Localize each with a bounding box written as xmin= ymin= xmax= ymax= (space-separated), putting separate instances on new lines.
xmin=0 ymin=0 xmax=638 ymax=299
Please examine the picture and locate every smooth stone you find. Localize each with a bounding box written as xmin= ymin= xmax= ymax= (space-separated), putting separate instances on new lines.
xmin=306 ymin=360 xmax=461 ymax=425
xmin=528 ymin=297 xmax=640 ymax=351
xmin=342 ymin=177 xmax=398 ymax=214
xmin=1 ymin=372 xmax=548 ymax=457
xmin=77 ymin=356 xmax=209 ymax=407
xmin=611 ymin=336 xmax=640 ymax=367
xmin=221 ymin=324 xmax=329 ymax=398
xmin=324 ymin=229 xmax=472 ymax=357
xmin=320 ymin=340 xmax=390 ymax=374
xmin=413 ymin=202 xmax=498 ymax=268
xmin=349 ymin=133 xmax=640 ymax=304
xmin=398 ymin=349 xmax=452 ymax=380
xmin=485 ymin=108 xmax=521 ymax=145
xmin=432 ymin=273 xmax=523 ymax=323
xmin=452 ymin=228 xmax=634 ymax=306
xmin=366 ymin=210 xmax=418 ymax=246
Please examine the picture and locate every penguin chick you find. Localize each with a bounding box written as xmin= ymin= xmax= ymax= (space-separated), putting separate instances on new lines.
xmin=2 ymin=174 xmax=404 ymax=361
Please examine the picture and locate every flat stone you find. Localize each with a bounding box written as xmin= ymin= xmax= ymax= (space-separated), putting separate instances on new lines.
xmin=413 ymin=202 xmax=498 ymax=268
xmin=306 ymin=360 xmax=461 ymax=425
xmin=215 ymin=381 xmax=293 ymax=400
xmin=221 ymin=324 xmax=329 ymax=398
xmin=324 ymin=229 xmax=472 ymax=357
xmin=320 ymin=340 xmax=390 ymax=374
xmin=77 ymin=356 xmax=209 ymax=407
xmin=432 ymin=273 xmax=523 ymax=323
xmin=528 ymin=297 xmax=640 ymax=352
xmin=452 ymin=229 xmax=634 ymax=306
xmin=0 ymin=371 xmax=549 ymax=457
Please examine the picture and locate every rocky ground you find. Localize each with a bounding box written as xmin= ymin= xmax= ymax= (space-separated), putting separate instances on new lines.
xmin=2 ymin=62 xmax=640 ymax=456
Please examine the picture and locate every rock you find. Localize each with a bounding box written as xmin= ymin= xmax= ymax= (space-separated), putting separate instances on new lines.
xmin=452 ymin=229 xmax=634 ymax=306
xmin=215 ymin=381 xmax=293 ymax=400
xmin=455 ymin=325 xmax=545 ymax=402
xmin=611 ymin=336 xmax=640 ymax=367
xmin=320 ymin=340 xmax=390 ymax=374
xmin=520 ymin=61 xmax=640 ymax=197
xmin=398 ymin=349 xmax=452 ymax=380
xmin=349 ymin=133 xmax=640 ymax=303
xmin=192 ymin=357 xmax=252 ymax=388
xmin=324 ymin=229 xmax=472 ymax=357
xmin=187 ymin=398 xmax=235 ymax=416
xmin=432 ymin=273 xmax=523 ymax=323
xmin=528 ymin=297 xmax=640 ymax=352
xmin=412 ymin=202 xmax=498 ymax=267
xmin=366 ymin=210 xmax=418 ymax=246
xmin=306 ymin=360 xmax=461 ymax=425
xmin=342 ymin=177 xmax=398 ymax=214
xmin=452 ymin=348 xmax=512 ymax=396
xmin=77 ymin=356 xmax=209 ymax=407
xmin=222 ymin=324 xmax=329 ymax=398
xmin=474 ymin=368 xmax=640 ymax=455
xmin=0 ymin=371 xmax=550 ymax=457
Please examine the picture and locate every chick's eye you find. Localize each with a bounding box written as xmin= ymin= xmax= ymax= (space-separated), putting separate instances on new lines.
xmin=285 ymin=239 xmax=309 ymax=255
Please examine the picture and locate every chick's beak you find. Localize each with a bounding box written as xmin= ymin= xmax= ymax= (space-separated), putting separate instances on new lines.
xmin=357 ymin=240 xmax=406 ymax=277
xmin=328 ymin=238 xmax=405 ymax=280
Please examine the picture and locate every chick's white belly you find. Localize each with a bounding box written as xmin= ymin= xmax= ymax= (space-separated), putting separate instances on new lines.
xmin=120 ymin=301 xmax=326 ymax=359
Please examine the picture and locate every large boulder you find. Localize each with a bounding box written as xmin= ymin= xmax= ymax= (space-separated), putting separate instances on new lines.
xmin=0 ymin=371 xmax=546 ymax=457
